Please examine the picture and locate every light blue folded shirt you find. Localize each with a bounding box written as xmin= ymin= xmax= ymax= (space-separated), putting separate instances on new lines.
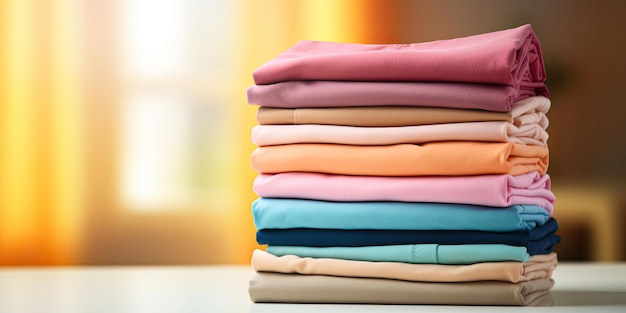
xmin=266 ymin=244 xmax=531 ymax=264
xmin=252 ymin=198 xmax=549 ymax=232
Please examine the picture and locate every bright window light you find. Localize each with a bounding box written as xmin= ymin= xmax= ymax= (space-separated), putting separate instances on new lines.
xmin=120 ymin=93 xmax=193 ymax=209
xmin=121 ymin=0 xmax=186 ymax=79
xmin=119 ymin=0 xmax=236 ymax=210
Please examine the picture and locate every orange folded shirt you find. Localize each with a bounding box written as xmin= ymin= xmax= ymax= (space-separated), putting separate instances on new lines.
xmin=250 ymin=142 xmax=549 ymax=176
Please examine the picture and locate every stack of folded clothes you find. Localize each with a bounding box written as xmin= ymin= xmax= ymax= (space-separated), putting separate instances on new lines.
xmin=246 ymin=24 xmax=560 ymax=306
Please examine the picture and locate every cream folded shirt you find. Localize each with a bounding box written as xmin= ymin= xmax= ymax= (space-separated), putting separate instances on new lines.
xmin=252 ymin=249 xmax=557 ymax=283
xmin=252 ymin=121 xmax=549 ymax=147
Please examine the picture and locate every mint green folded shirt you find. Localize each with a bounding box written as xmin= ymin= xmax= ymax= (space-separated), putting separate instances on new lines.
xmin=252 ymin=198 xmax=549 ymax=232
xmin=266 ymin=244 xmax=530 ymax=264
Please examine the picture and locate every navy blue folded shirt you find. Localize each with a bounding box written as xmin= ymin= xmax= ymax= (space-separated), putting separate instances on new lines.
xmin=256 ymin=218 xmax=561 ymax=255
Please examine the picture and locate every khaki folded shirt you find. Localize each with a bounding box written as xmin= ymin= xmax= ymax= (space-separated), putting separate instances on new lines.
xmin=249 ymin=271 xmax=554 ymax=306
xmin=256 ymin=94 xmax=549 ymax=127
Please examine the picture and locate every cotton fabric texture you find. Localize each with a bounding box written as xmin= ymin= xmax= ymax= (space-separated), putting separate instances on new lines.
xmin=247 ymin=24 xmax=557 ymax=307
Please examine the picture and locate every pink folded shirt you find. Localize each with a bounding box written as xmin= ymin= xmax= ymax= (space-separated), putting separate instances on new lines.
xmin=252 ymin=24 xmax=548 ymax=98
xmin=254 ymin=171 xmax=555 ymax=215
xmin=247 ymin=80 xmax=540 ymax=112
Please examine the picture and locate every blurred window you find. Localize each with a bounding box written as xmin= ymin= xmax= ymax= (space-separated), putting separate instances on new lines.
xmin=119 ymin=0 xmax=235 ymax=210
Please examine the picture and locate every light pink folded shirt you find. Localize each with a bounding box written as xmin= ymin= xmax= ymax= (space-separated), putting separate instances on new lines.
xmin=252 ymin=121 xmax=548 ymax=147
xmin=252 ymin=24 xmax=548 ymax=97
xmin=247 ymin=80 xmax=538 ymax=112
xmin=254 ymin=171 xmax=555 ymax=215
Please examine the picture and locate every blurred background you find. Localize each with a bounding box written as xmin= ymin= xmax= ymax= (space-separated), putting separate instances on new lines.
xmin=0 ymin=0 xmax=625 ymax=266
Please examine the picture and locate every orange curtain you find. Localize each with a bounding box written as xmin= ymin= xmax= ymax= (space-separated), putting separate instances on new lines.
xmin=0 ymin=0 xmax=403 ymax=265
xmin=0 ymin=0 xmax=82 ymax=265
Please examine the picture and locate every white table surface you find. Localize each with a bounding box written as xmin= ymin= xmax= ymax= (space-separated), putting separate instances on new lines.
xmin=0 ymin=263 xmax=625 ymax=313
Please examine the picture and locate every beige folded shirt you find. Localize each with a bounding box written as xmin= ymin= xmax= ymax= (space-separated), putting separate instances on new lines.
xmin=256 ymin=94 xmax=549 ymax=127
xmin=249 ymin=271 xmax=555 ymax=306
xmin=251 ymin=249 xmax=557 ymax=283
